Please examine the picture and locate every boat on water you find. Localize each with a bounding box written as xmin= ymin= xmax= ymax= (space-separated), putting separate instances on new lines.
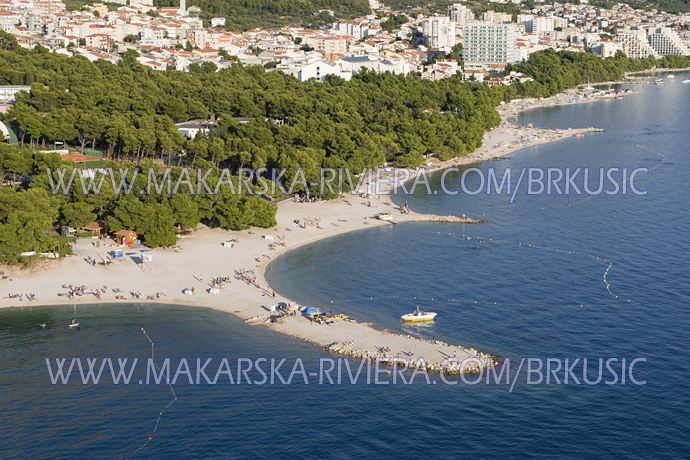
xmin=68 ymin=319 xmax=80 ymax=329
xmin=401 ymin=306 xmax=437 ymax=322
xmin=683 ymin=80 xmax=690 ymax=84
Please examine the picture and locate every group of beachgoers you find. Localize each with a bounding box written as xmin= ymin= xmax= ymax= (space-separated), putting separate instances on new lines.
xmin=233 ymin=268 xmax=277 ymax=298
xmin=234 ymin=268 xmax=257 ymax=286
xmin=59 ymin=284 xmax=92 ymax=299
xmin=6 ymin=292 xmax=37 ymax=302
xmin=117 ymin=291 xmax=164 ymax=300
xmin=57 ymin=284 xmax=164 ymax=301
xmin=293 ymin=217 xmax=322 ymax=230
xmin=294 ymin=194 xmax=318 ymax=203
xmin=374 ymin=346 xmax=416 ymax=361
xmin=271 ymin=302 xmax=297 ymax=318
xmin=83 ymin=254 xmax=118 ymax=267
xmin=210 ymin=275 xmax=232 ymax=290
xmin=222 ymin=238 xmax=238 ymax=248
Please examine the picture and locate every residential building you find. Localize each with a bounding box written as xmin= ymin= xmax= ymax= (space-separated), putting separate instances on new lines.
xmin=592 ymin=41 xmax=623 ymax=58
xmin=0 ymin=85 xmax=31 ymax=103
xmin=463 ymin=21 xmax=520 ymax=67
xmin=422 ymin=16 xmax=456 ymax=49
xmin=647 ymin=27 xmax=690 ymax=56
xmin=332 ymin=19 xmax=370 ymax=40
xmin=448 ymin=3 xmax=475 ymax=28
xmin=336 ymin=55 xmax=412 ymax=75
xmin=277 ymin=58 xmax=348 ymax=82
xmin=615 ymin=30 xmax=659 ymax=59
xmin=482 ymin=10 xmax=512 ymax=24
xmin=176 ymin=120 xmax=216 ymax=139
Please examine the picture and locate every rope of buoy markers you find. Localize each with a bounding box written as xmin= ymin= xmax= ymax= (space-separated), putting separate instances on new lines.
xmin=325 ymin=232 xmax=637 ymax=309
xmin=129 ymin=328 xmax=178 ymax=458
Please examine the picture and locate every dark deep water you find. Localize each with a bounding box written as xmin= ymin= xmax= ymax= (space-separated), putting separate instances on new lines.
xmin=3 ymin=76 xmax=690 ymax=458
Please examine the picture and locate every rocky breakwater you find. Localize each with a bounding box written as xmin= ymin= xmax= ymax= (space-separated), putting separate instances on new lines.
xmin=324 ymin=338 xmax=499 ymax=376
xmin=421 ymin=215 xmax=488 ymax=224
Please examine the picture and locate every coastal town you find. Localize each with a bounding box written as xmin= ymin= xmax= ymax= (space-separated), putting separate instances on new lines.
xmin=0 ymin=0 xmax=689 ymax=85
xmin=1 ymin=0 xmax=689 ymax=454
xmin=1 ymin=0 xmax=687 ymax=376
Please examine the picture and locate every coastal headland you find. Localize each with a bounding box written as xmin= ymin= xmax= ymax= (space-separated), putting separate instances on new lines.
xmin=0 ymin=88 xmax=615 ymax=375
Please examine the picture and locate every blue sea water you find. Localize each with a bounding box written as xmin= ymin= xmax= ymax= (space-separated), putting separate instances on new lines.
xmin=2 ymin=76 xmax=690 ymax=458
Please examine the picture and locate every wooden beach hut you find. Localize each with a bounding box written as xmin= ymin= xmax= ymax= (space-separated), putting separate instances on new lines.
xmin=81 ymin=221 xmax=104 ymax=237
xmin=114 ymin=229 xmax=137 ymax=246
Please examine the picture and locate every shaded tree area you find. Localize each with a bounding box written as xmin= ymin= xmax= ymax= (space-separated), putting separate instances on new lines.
xmin=507 ymin=49 xmax=690 ymax=98
xmin=153 ymin=0 xmax=370 ymax=30
xmin=62 ymin=0 xmax=370 ymax=30
xmin=3 ymin=45 xmax=688 ymax=262
xmin=0 ymin=46 xmax=504 ymax=172
xmin=0 ymin=144 xmax=276 ymax=262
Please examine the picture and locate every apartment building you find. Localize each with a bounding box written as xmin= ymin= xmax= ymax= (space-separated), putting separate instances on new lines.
xmin=615 ymin=30 xmax=659 ymax=58
xmin=462 ymin=21 xmax=520 ymax=67
xmin=422 ymin=16 xmax=457 ymax=49
xmin=647 ymin=27 xmax=690 ymax=56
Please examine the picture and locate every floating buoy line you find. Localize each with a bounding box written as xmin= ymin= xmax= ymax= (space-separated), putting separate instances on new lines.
xmin=573 ymin=142 xmax=666 ymax=206
xmin=327 ymin=232 xmax=637 ymax=309
xmin=129 ymin=328 xmax=178 ymax=458
xmin=634 ymin=142 xmax=667 ymax=172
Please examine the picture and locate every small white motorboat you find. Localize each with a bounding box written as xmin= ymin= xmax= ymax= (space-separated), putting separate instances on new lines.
xmin=68 ymin=320 xmax=80 ymax=329
xmin=376 ymin=212 xmax=394 ymax=222
xmin=683 ymin=79 xmax=690 ymax=84
xmin=401 ymin=306 xmax=437 ymax=322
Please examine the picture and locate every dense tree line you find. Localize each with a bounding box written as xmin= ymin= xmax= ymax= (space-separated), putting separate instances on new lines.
xmin=589 ymin=0 xmax=690 ymax=14
xmin=0 ymin=45 xmax=503 ymax=172
xmin=155 ymin=0 xmax=370 ymax=30
xmin=383 ymin=0 xmax=521 ymax=19
xmin=506 ymin=49 xmax=690 ymax=99
xmin=0 ymin=144 xmax=276 ymax=262
xmin=0 ymin=40 xmax=504 ymax=262
xmin=3 ymin=43 xmax=690 ymax=263
xmin=61 ymin=0 xmax=370 ymax=30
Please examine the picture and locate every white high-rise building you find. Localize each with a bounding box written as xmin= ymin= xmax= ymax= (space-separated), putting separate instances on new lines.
xmin=592 ymin=41 xmax=623 ymax=58
xmin=518 ymin=15 xmax=555 ymax=35
xmin=448 ymin=3 xmax=475 ymax=28
xmin=647 ymin=27 xmax=690 ymax=56
xmin=332 ymin=20 xmax=370 ymax=40
xmin=482 ymin=11 xmax=512 ymax=24
xmin=615 ymin=30 xmax=659 ymax=59
xmin=531 ymin=17 xmax=555 ymax=35
xmin=422 ymin=16 xmax=457 ymax=49
xmin=179 ymin=0 xmax=186 ymax=16
xmin=463 ymin=21 xmax=520 ymax=67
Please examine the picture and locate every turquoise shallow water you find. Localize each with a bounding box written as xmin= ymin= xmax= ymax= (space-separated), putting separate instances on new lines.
xmin=2 ymin=76 xmax=690 ymax=458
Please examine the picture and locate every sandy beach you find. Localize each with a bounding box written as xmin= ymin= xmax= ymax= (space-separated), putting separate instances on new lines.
xmin=0 ymin=87 xmax=624 ymax=374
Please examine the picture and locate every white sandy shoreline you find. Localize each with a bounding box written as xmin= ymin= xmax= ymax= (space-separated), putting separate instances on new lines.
xmin=0 ymin=85 xmax=631 ymax=374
